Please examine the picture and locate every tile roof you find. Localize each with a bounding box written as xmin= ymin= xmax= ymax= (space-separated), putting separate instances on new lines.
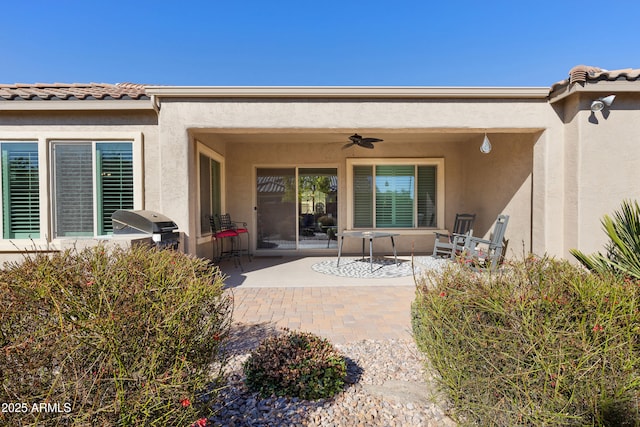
xmin=551 ymin=65 xmax=640 ymax=93
xmin=0 ymin=82 xmax=149 ymax=101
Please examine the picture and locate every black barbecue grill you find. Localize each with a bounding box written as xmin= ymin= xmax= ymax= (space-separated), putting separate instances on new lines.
xmin=111 ymin=210 xmax=179 ymax=249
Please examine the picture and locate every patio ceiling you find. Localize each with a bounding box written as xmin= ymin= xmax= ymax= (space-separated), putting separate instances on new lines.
xmin=192 ymin=128 xmax=542 ymax=146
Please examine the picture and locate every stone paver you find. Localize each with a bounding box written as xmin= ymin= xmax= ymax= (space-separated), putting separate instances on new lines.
xmin=228 ymin=285 xmax=417 ymax=343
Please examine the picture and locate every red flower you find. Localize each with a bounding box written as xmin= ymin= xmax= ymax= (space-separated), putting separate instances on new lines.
xmin=181 ymin=398 xmax=191 ymax=408
xmin=191 ymin=418 xmax=208 ymax=427
xmin=213 ymin=333 xmax=220 ymax=341
xmin=439 ymin=291 xmax=447 ymax=298
xmin=593 ymin=324 xmax=604 ymax=332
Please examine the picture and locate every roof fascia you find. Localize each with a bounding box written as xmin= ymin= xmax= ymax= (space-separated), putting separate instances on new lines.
xmin=145 ymin=86 xmax=550 ymax=99
xmin=0 ymin=99 xmax=155 ymax=112
xmin=549 ymin=81 xmax=640 ymax=104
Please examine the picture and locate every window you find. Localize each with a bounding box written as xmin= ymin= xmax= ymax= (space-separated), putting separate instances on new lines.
xmin=52 ymin=142 xmax=133 ymax=237
xmin=198 ymin=150 xmax=223 ymax=236
xmin=1 ymin=142 xmax=40 ymax=239
xmin=349 ymin=159 xmax=443 ymax=229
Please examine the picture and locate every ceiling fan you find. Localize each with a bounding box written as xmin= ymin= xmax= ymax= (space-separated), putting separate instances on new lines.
xmin=342 ymin=133 xmax=384 ymax=149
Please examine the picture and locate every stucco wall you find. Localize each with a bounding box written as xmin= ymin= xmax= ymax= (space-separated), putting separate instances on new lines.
xmin=154 ymin=97 xmax=556 ymax=258
xmin=4 ymin=86 xmax=639 ymax=265
xmin=566 ymin=93 xmax=640 ymax=255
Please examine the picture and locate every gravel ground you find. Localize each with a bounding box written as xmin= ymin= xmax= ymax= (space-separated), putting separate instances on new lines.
xmin=208 ymin=324 xmax=457 ymax=427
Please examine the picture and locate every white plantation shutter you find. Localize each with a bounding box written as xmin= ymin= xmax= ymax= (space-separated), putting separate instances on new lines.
xmin=417 ymin=166 xmax=437 ymax=227
xmin=353 ymin=165 xmax=373 ymax=228
xmin=53 ymin=142 xmax=134 ymax=237
xmin=351 ymin=161 xmax=439 ymax=229
xmin=1 ymin=143 xmax=40 ymax=238
xmin=96 ymin=143 xmax=133 ymax=234
xmin=375 ymin=165 xmax=414 ymax=228
xmin=199 ymin=153 xmax=221 ymax=235
xmin=54 ymin=144 xmax=94 ymax=237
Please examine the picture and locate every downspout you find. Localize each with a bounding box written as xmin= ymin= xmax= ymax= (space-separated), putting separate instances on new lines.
xmin=150 ymin=94 xmax=161 ymax=114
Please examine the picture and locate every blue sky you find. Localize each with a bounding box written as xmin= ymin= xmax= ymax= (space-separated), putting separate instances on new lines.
xmin=3 ymin=1 xmax=639 ymax=87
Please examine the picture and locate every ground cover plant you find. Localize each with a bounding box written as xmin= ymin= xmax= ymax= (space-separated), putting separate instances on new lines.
xmin=0 ymin=244 xmax=232 ymax=427
xmin=244 ymin=329 xmax=347 ymax=400
xmin=412 ymin=256 xmax=640 ymax=426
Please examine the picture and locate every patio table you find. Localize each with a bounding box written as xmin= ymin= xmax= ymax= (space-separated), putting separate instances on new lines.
xmin=336 ymin=231 xmax=400 ymax=272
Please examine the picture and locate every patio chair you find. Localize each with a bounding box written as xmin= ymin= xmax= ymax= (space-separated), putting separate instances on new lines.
xmin=432 ymin=213 xmax=476 ymax=258
xmin=452 ymin=214 xmax=510 ymax=271
xmin=220 ymin=213 xmax=252 ymax=261
xmin=208 ymin=214 xmax=242 ymax=269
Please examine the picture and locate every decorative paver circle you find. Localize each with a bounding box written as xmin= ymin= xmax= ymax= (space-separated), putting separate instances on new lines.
xmin=311 ymin=257 xmax=421 ymax=279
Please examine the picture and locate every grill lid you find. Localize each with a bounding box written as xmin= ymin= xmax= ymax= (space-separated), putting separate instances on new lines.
xmin=112 ymin=210 xmax=178 ymax=234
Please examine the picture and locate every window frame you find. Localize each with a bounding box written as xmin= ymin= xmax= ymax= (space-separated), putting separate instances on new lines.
xmin=346 ymin=158 xmax=445 ymax=231
xmin=50 ymin=140 xmax=136 ymax=238
xmin=0 ymin=133 xmax=142 ymax=249
xmin=0 ymin=141 xmax=41 ymax=239
xmin=196 ymin=143 xmax=225 ymax=240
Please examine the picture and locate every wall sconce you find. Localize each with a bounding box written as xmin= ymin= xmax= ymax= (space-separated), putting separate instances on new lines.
xmin=590 ymin=95 xmax=616 ymax=112
xmin=480 ymin=133 xmax=492 ymax=154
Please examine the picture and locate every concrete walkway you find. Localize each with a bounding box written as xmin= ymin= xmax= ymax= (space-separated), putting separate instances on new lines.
xmin=219 ymin=256 xmax=421 ymax=344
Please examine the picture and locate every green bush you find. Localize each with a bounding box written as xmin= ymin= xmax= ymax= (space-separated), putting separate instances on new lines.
xmin=412 ymin=256 xmax=640 ymax=426
xmin=571 ymin=199 xmax=640 ymax=279
xmin=0 ymin=244 xmax=232 ymax=427
xmin=243 ymin=329 xmax=347 ymax=400
xmin=317 ymin=215 xmax=336 ymax=227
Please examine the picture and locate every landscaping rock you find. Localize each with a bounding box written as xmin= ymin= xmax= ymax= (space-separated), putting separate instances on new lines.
xmin=209 ymin=335 xmax=456 ymax=426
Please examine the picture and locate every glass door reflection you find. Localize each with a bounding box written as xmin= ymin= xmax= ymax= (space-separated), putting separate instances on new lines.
xmin=256 ymin=168 xmax=297 ymax=250
xmin=298 ymin=168 xmax=338 ymax=250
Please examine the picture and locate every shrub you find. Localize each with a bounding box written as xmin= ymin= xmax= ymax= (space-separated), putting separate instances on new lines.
xmin=412 ymin=256 xmax=640 ymax=426
xmin=317 ymin=215 xmax=336 ymax=227
xmin=243 ymin=329 xmax=346 ymax=400
xmin=571 ymin=199 xmax=640 ymax=279
xmin=0 ymin=244 xmax=232 ymax=427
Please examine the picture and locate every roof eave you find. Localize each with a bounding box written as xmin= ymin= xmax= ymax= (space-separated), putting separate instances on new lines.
xmin=549 ymin=81 xmax=640 ymax=104
xmin=144 ymin=86 xmax=551 ymax=99
xmin=0 ymin=99 xmax=155 ymax=112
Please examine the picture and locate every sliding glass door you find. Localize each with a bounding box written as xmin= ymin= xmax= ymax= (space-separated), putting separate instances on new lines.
xmin=256 ymin=167 xmax=338 ymax=251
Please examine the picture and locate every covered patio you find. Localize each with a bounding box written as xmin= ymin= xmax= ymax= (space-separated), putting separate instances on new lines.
xmin=191 ymin=128 xmax=538 ymax=262
xmin=216 ymin=254 xmax=448 ymax=288
xmin=140 ymin=85 xmax=560 ymax=263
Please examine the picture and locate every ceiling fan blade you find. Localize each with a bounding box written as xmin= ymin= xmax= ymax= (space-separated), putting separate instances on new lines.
xmin=360 ymin=141 xmax=375 ymax=149
xmin=361 ymin=137 xmax=383 ymax=143
xmin=342 ymin=142 xmax=356 ymax=149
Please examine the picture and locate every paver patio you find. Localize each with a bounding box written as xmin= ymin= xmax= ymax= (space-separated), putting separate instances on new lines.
xmin=218 ymin=256 xmax=422 ymax=343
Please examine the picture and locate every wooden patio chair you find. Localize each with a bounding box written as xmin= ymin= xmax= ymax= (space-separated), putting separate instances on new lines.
xmin=432 ymin=213 xmax=476 ymax=258
xmin=452 ymin=214 xmax=510 ymax=271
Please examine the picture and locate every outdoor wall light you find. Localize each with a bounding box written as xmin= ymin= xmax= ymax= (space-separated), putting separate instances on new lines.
xmin=590 ymin=94 xmax=616 ymax=112
xmin=480 ymin=133 xmax=492 ymax=154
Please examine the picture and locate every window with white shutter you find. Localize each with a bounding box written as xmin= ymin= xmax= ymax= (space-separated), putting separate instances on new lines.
xmin=52 ymin=141 xmax=133 ymax=237
xmin=97 ymin=143 xmax=134 ymax=234
xmin=1 ymin=143 xmax=40 ymax=239
xmin=350 ymin=159 xmax=442 ymax=229
xmin=353 ymin=165 xmax=373 ymax=228
xmin=199 ymin=152 xmax=222 ymax=235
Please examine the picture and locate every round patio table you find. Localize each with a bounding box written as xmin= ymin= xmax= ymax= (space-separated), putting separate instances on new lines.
xmin=336 ymin=231 xmax=400 ymax=272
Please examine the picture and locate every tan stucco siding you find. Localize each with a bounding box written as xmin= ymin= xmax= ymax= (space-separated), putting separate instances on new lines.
xmin=570 ymin=94 xmax=640 ymax=255
xmin=155 ymin=98 xmax=553 ymax=257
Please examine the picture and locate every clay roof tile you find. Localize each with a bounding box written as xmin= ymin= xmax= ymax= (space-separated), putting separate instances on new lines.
xmin=551 ymin=65 xmax=640 ymax=93
xmin=0 ymin=82 xmax=149 ymax=101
